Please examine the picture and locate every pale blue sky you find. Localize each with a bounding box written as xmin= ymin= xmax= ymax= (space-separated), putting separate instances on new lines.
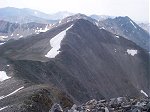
xmin=0 ymin=0 xmax=149 ymax=22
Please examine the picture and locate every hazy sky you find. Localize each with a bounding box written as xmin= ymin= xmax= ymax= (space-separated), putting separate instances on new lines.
xmin=0 ymin=0 xmax=149 ymax=22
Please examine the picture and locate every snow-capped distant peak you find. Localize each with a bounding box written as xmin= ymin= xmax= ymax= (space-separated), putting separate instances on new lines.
xmin=140 ymin=90 xmax=148 ymax=97
xmin=0 ymin=71 xmax=11 ymax=82
xmin=127 ymin=49 xmax=137 ymax=56
xmin=45 ymin=24 xmax=73 ymax=58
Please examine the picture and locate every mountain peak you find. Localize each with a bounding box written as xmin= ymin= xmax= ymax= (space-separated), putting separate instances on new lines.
xmin=53 ymin=13 xmax=98 ymax=28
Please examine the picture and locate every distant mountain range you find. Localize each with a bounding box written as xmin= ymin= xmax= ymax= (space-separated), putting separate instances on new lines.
xmin=0 ymin=7 xmax=57 ymax=23
xmin=0 ymin=7 xmax=114 ymax=23
xmin=0 ymin=20 xmax=53 ymax=42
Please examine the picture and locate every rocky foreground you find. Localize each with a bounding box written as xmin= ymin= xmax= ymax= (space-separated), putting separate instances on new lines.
xmin=50 ymin=97 xmax=150 ymax=112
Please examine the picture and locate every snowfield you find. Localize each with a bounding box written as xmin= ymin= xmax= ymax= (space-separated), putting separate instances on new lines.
xmin=45 ymin=25 xmax=73 ymax=58
xmin=127 ymin=49 xmax=137 ymax=56
xmin=0 ymin=71 xmax=11 ymax=82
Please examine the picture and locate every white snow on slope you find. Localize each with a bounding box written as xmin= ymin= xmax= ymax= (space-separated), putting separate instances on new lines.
xmin=0 ymin=86 xmax=24 ymax=100
xmin=19 ymin=35 xmax=23 ymax=38
xmin=100 ymin=27 xmax=105 ymax=29
xmin=45 ymin=25 xmax=73 ymax=58
xmin=38 ymin=25 xmax=49 ymax=32
xmin=115 ymin=35 xmax=120 ymax=38
xmin=0 ymin=36 xmax=8 ymax=41
xmin=0 ymin=36 xmax=8 ymax=39
xmin=94 ymin=22 xmax=99 ymax=26
xmin=59 ymin=20 xmax=62 ymax=24
xmin=0 ymin=42 xmax=5 ymax=45
xmin=130 ymin=21 xmax=137 ymax=28
xmin=140 ymin=90 xmax=148 ymax=97
xmin=0 ymin=71 xmax=11 ymax=82
xmin=127 ymin=49 xmax=137 ymax=56
xmin=0 ymin=106 xmax=8 ymax=111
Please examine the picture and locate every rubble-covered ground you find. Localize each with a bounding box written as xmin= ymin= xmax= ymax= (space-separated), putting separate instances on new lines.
xmin=50 ymin=97 xmax=150 ymax=112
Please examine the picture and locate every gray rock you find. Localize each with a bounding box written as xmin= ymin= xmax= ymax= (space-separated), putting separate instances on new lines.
xmin=50 ymin=103 xmax=63 ymax=112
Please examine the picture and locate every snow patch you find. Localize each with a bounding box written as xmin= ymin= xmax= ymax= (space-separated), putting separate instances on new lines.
xmin=0 ymin=36 xmax=8 ymax=38
xmin=17 ymin=34 xmax=19 ymax=36
xmin=100 ymin=27 xmax=105 ymax=29
xmin=130 ymin=21 xmax=137 ymax=28
xmin=59 ymin=20 xmax=62 ymax=24
xmin=19 ymin=35 xmax=23 ymax=38
xmin=0 ymin=106 xmax=8 ymax=111
xmin=37 ymin=25 xmax=49 ymax=33
xmin=0 ymin=71 xmax=11 ymax=82
xmin=7 ymin=65 xmax=10 ymax=67
xmin=115 ymin=35 xmax=120 ymax=38
xmin=0 ymin=36 xmax=8 ymax=41
xmin=140 ymin=90 xmax=148 ymax=97
xmin=127 ymin=49 xmax=137 ymax=56
xmin=0 ymin=86 xmax=24 ymax=100
xmin=11 ymin=34 xmax=13 ymax=36
xmin=45 ymin=25 xmax=73 ymax=58
xmin=0 ymin=42 xmax=5 ymax=45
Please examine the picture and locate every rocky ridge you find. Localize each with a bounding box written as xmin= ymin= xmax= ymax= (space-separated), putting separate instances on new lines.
xmin=50 ymin=97 xmax=150 ymax=112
